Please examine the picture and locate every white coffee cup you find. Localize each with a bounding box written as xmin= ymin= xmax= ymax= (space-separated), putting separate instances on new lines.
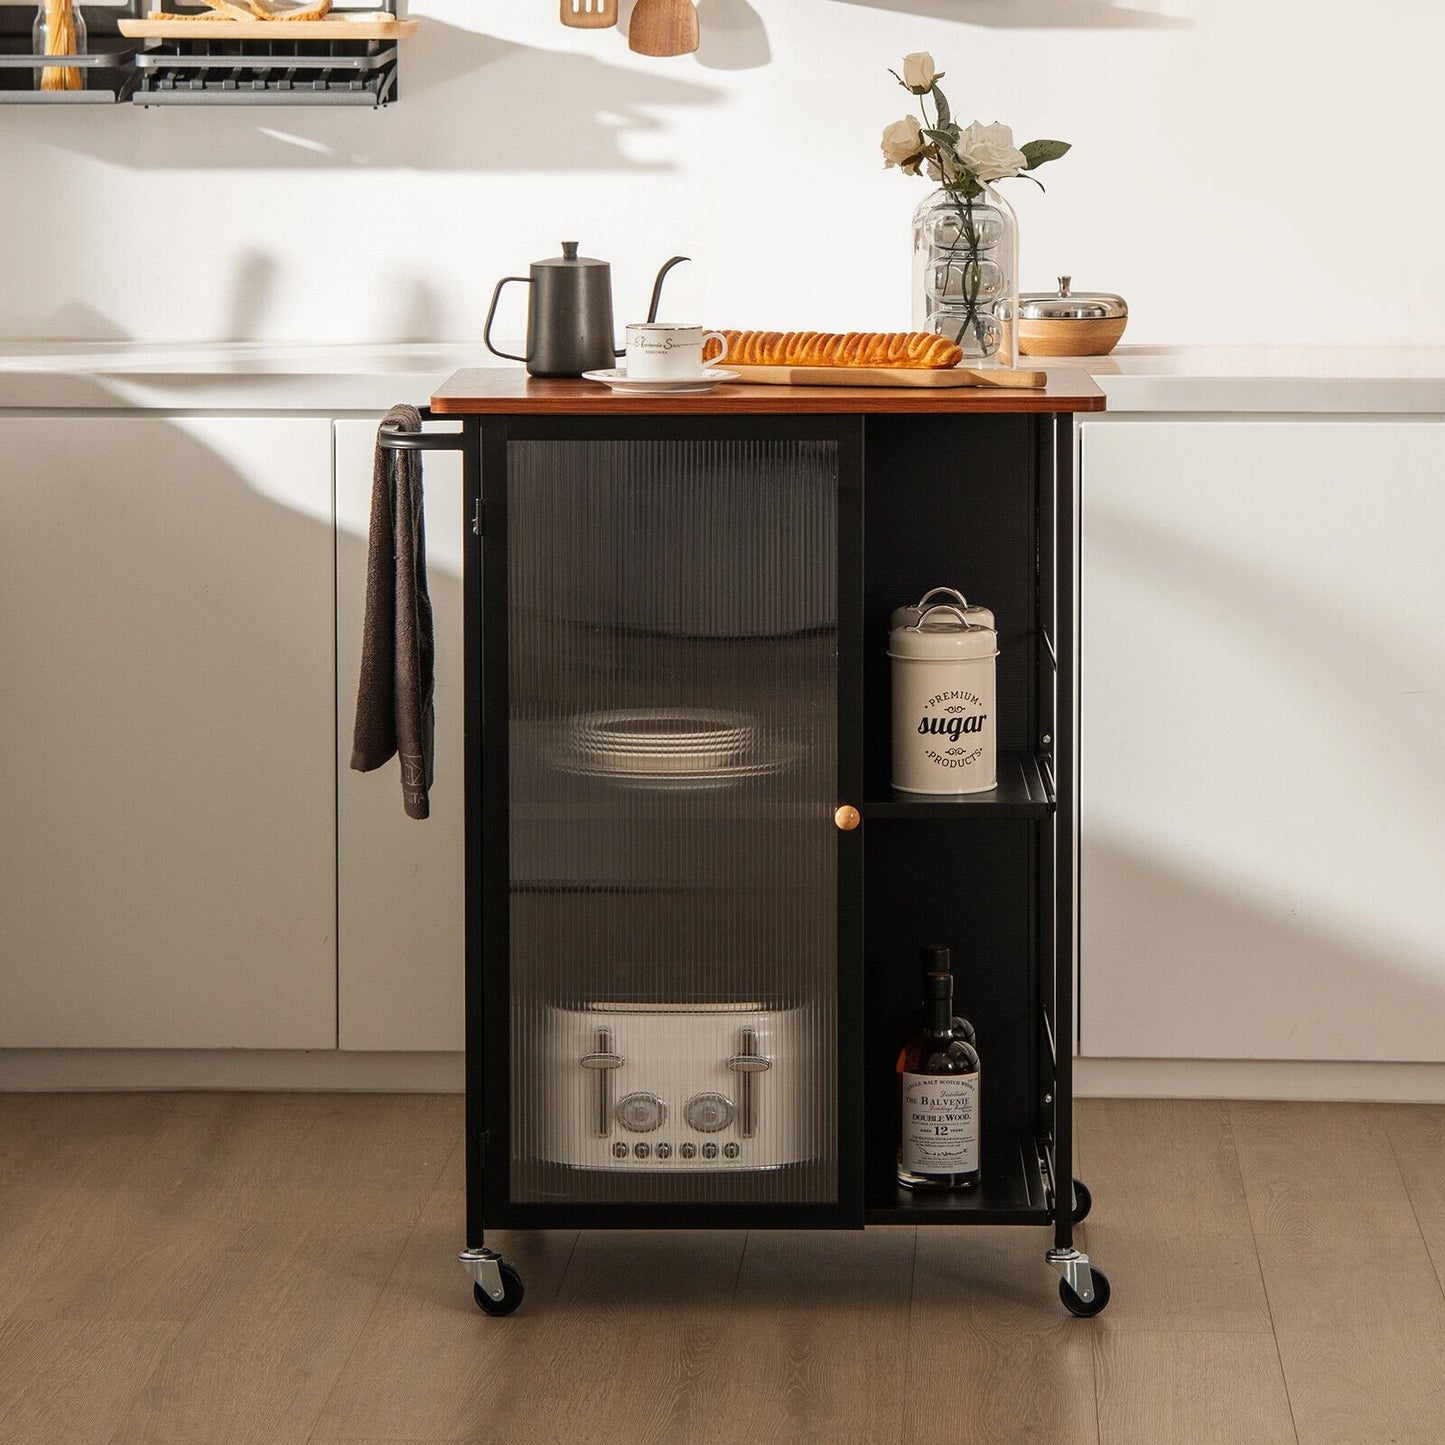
xmin=624 ymin=323 xmax=729 ymax=381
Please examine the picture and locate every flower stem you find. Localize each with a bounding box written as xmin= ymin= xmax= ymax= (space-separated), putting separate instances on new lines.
xmin=941 ymin=186 xmax=986 ymax=355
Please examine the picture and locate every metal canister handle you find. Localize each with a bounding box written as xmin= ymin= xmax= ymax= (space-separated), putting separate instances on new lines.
xmin=915 ymin=586 xmax=971 ymax=611
xmin=484 ymin=276 xmax=530 ymax=363
xmin=913 ymin=603 xmax=976 ymax=630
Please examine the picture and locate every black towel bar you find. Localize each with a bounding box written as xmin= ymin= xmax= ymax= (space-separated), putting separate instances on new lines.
xmin=378 ymin=408 xmax=465 ymax=452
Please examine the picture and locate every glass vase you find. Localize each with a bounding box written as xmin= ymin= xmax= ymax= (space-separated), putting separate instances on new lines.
xmin=33 ymin=1 xmax=87 ymax=94
xmin=912 ymin=183 xmax=1019 ymax=366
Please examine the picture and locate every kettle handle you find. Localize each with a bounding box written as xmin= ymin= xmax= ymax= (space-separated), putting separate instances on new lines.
xmin=484 ymin=276 xmax=530 ymax=363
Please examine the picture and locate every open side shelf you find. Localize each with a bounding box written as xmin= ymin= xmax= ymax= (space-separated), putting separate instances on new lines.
xmin=862 ymin=750 xmax=1053 ymax=819
xmin=865 ymin=1124 xmax=1050 ymax=1224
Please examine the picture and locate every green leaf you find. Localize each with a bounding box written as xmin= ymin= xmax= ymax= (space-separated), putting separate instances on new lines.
xmin=932 ymin=84 xmax=951 ymax=129
xmin=1021 ymin=139 xmax=1071 ymax=170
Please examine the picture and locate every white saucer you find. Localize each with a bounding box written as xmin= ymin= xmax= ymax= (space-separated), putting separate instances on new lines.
xmin=581 ymin=368 xmax=739 ymax=394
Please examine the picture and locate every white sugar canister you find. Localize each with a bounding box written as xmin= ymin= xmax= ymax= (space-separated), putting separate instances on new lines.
xmin=889 ymin=604 xmax=999 ymax=794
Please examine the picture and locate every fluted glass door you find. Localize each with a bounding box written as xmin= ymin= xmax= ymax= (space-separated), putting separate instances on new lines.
xmin=506 ymin=436 xmax=841 ymax=1206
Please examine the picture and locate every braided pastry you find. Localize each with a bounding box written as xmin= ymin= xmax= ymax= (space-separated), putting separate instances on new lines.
xmin=706 ymin=330 xmax=962 ymax=369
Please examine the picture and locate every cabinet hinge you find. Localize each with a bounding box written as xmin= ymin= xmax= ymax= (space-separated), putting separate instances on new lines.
xmin=472 ymin=499 xmax=483 ymax=536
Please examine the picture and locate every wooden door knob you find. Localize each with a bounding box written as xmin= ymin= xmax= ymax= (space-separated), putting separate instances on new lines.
xmin=834 ymin=805 xmax=861 ymax=831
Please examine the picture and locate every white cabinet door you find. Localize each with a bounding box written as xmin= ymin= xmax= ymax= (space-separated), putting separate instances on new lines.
xmin=0 ymin=416 xmax=336 ymax=1048
xmin=335 ymin=420 xmax=464 ymax=1051
xmin=1080 ymin=419 xmax=1445 ymax=1061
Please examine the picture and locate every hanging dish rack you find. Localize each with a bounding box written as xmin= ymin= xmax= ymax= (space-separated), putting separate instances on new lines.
xmin=0 ymin=3 xmax=141 ymax=102
xmin=121 ymin=2 xmax=415 ymax=106
xmin=0 ymin=2 xmax=416 ymax=105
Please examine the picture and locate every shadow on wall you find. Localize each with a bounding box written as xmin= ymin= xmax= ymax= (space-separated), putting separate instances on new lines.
xmin=0 ymin=256 xmax=448 ymax=342
xmin=828 ymin=0 xmax=1192 ymax=27
xmin=692 ymin=0 xmax=771 ymax=70
xmin=219 ymin=252 xmax=443 ymax=343
xmin=34 ymin=25 xmax=725 ymax=171
xmin=219 ymin=249 xmax=280 ymax=340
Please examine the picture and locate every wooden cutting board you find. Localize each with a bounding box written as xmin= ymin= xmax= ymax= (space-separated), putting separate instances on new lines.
xmin=729 ymin=364 xmax=1048 ymax=389
xmin=120 ymin=14 xmax=419 ymax=39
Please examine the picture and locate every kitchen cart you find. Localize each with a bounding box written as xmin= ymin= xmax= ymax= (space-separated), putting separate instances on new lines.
xmin=382 ymin=368 xmax=1109 ymax=1318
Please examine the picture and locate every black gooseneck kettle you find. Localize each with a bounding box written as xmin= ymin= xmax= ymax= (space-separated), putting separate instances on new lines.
xmin=484 ymin=244 xmax=690 ymax=378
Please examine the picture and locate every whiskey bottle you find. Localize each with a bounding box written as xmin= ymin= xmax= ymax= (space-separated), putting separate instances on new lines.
xmin=892 ymin=945 xmax=977 ymax=1065
xmin=920 ymin=943 xmax=976 ymax=1047
xmin=897 ymin=970 xmax=981 ymax=1190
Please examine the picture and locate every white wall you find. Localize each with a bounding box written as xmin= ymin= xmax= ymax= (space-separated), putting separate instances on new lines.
xmin=1 ymin=0 xmax=1441 ymax=347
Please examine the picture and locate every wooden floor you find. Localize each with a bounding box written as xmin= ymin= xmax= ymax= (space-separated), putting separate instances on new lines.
xmin=2 ymin=1095 xmax=1443 ymax=1444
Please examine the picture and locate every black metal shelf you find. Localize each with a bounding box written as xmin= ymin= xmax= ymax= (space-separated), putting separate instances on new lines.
xmin=0 ymin=2 xmax=407 ymax=107
xmin=133 ymin=37 xmax=398 ymax=107
xmin=862 ymin=750 xmax=1053 ymax=819
xmin=0 ymin=38 xmax=139 ymax=103
xmin=864 ymin=1124 xmax=1050 ymax=1225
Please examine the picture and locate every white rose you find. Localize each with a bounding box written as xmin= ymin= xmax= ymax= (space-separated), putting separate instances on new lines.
xmin=880 ymin=115 xmax=925 ymax=169
xmin=900 ymin=52 xmax=940 ymax=94
xmin=955 ymin=121 xmax=1026 ymax=183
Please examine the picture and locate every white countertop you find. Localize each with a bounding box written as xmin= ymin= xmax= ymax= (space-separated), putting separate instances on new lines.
xmin=1062 ymin=345 xmax=1445 ymax=415
xmin=0 ymin=342 xmax=481 ymax=414
xmin=2 ymin=341 xmax=1444 ymax=414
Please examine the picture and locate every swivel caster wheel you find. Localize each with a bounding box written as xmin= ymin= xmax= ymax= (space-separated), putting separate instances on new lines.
xmin=1060 ymin=1266 xmax=1110 ymax=1318
xmin=473 ymin=1263 xmax=525 ymax=1317
xmin=1071 ymin=1177 xmax=1092 ymax=1224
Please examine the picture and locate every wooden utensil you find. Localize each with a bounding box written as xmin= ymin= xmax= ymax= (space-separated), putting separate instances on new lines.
xmin=628 ymin=0 xmax=699 ymax=55
xmin=729 ymin=364 xmax=1049 ymax=390
xmin=561 ymin=0 xmax=617 ymax=28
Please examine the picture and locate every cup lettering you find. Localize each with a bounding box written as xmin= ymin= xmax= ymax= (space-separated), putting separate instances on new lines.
xmin=625 ymin=325 xmax=729 ymax=380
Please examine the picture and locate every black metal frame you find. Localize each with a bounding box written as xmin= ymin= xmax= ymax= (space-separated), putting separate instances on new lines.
xmin=382 ymin=403 xmax=1080 ymax=1259
xmin=1050 ymin=413 xmax=1077 ymax=1251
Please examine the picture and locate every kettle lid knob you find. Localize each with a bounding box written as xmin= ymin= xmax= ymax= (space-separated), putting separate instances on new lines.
xmin=561 ymin=241 xmax=580 ymax=260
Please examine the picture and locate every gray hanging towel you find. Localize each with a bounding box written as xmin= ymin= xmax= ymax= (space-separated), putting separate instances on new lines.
xmin=351 ymin=403 xmax=435 ymax=820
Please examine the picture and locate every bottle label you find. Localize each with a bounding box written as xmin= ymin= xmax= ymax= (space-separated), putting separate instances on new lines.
xmin=901 ymin=1072 xmax=979 ymax=1174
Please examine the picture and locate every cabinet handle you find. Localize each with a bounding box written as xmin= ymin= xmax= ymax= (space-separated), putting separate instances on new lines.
xmin=834 ymin=805 xmax=861 ymax=831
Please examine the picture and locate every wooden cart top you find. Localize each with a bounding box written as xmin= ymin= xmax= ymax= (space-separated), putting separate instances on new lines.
xmin=430 ymin=368 xmax=1107 ymax=416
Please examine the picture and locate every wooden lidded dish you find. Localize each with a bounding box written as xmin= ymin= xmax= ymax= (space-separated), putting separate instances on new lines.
xmin=1018 ymin=276 xmax=1128 ymax=356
